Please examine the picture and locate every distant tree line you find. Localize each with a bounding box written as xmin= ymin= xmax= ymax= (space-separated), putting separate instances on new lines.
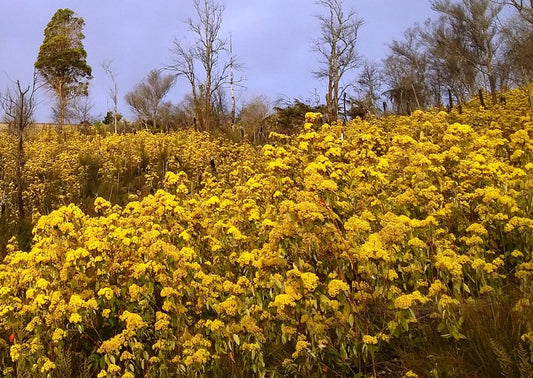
xmin=0 ymin=0 xmax=532 ymax=253
xmin=123 ymin=0 xmax=533 ymax=133
xmin=2 ymin=0 xmax=533 ymax=138
xmin=377 ymin=0 xmax=533 ymax=115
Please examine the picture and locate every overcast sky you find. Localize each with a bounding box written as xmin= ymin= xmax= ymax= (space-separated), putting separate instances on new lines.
xmin=0 ymin=1 xmax=436 ymax=122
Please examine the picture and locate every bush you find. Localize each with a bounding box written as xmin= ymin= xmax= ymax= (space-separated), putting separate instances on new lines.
xmin=1 ymin=88 xmax=532 ymax=377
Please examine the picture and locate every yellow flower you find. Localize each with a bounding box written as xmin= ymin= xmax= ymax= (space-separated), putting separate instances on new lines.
xmin=513 ymin=298 xmax=531 ymax=312
xmin=69 ymin=312 xmax=82 ymax=324
xmin=435 ymin=250 xmax=466 ymax=277
xmin=184 ymin=348 xmax=210 ymax=366
xmin=98 ymin=333 xmax=126 ymax=354
xmin=128 ymin=283 xmax=144 ymax=301
xmin=318 ymin=179 xmax=338 ymax=192
xmin=428 ymin=280 xmax=446 ymax=297
xmin=483 ymin=263 xmax=497 ymax=274
xmin=206 ymin=319 xmax=225 ymax=332
xmin=36 ymin=278 xmax=49 ymax=289
xmin=10 ymin=344 xmax=22 ymax=362
xmin=26 ymin=288 xmax=36 ymax=299
xmin=242 ymin=342 xmax=261 ymax=352
xmin=305 ymin=112 xmax=322 ymax=123
xmin=394 ymin=291 xmax=428 ymax=310
xmin=52 ymin=328 xmax=66 ymax=343
xmin=327 ymin=279 xmax=350 ymax=297
xmin=154 ymin=311 xmax=170 ymax=331
xmin=217 ymin=296 xmax=238 ymax=316
xmin=94 ymin=197 xmax=111 ymax=211
xmin=40 ymin=358 xmax=56 ymax=373
xmin=407 ymin=237 xmax=427 ymax=249
xmin=385 ymin=269 xmax=399 ymax=281
xmin=107 ymin=363 xmax=121 ymax=374
xmin=465 ymin=222 xmax=488 ymax=235
xmin=206 ymin=195 xmax=220 ymax=206
xmin=120 ymin=351 xmax=134 ymax=361
xmin=362 ymin=335 xmax=378 ymax=345
xmin=227 ymin=225 xmax=247 ymax=240
xmin=97 ymin=287 xmax=114 ymax=300
xmin=240 ymin=315 xmax=262 ymax=334
xmin=300 ymin=272 xmax=319 ymax=292
xmin=270 ymin=293 xmax=296 ymax=311
xmin=68 ymin=294 xmax=85 ymax=311
xmin=480 ymin=285 xmax=494 ymax=295
xmin=462 ymin=235 xmax=484 ymax=246
xmin=438 ymin=294 xmax=459 ymax=308
xmin=120 ymin=311 xmax=147 ymax=333
xmin=299 ymin=141 xmax=309 ymax=151
xmin=358 ymin=233 xmax=391 ymax=261
xmin=160 ymin=286 xmax=178 ymax=297
xmin=292 ymin=338 xmax=310 ymax=359
xmin=345 ymin=216 xmax=371 ymax=233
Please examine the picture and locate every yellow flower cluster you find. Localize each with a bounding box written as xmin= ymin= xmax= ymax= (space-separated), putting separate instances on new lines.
xmin=327 ymin=279 xmax=350 ymax=297
xmin=394 ymin=291 xmax=429 ymax=310
xmin=0 ymin=87 xmax=532 ymax=376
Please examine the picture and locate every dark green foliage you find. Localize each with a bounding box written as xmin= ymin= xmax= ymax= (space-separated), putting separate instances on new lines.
xmin=15 ymin=217 xmax=32 ymax=252
xmin=394 ymin=294 xmax=533 ymax=377
xmin=78 ymin=153 xmax=101 ymax=203
xmin=35 ymin=8 xmax=92 ymax=126
xmin=271 ymin=99 xmax=327 ymax=134
xmin=102 ymin=111 xmax=122 ymax=126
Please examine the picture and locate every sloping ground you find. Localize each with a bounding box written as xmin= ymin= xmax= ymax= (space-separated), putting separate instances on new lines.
xmin=0 ymin=87 xmax=532 ymax=377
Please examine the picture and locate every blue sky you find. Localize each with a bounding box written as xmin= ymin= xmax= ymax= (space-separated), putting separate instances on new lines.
xmin=0 ymin=1 xmax=436 ymax=122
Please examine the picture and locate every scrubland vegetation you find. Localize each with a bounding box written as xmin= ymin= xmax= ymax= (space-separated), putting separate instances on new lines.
xmin=0 ymin=86 xmax=532 ymax=377
xmin=2 ymin=0 xmax=533 ymax=376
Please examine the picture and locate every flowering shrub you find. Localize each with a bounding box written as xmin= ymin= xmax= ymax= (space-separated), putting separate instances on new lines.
xmin=0 ymin=88 xmax=532 ymax=376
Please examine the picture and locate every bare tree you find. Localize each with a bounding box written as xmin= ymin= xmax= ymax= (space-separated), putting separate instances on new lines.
xmin=102 ymin=60 xmax=119 ymax=133
xmin=382 ymin=26 xmax=430 ymax=113
xmin=501 ymin=14 xmax=533 ymax=106
xmin=0 ymin=76 xmax=38 ymax=219
xmin=239 ymin=95 xmax=271 ymax=143
xmin=170 ymin=42 xmax=199 ymax=129
xmin=422 ymin=17 xmax=478 ymax=105
xmin=431 ymin=0 xmax=504 ymax=105
xmin=497 ymin=0 xmax=533 ymax=24
xmin=125 ymin=69 xmax=175 ymax=130
xmin=170 ymin=0 xmax=234 ymax=132
xmin=67 ymin=95 xmax=96 ymax=125
xmin=229 ymin=33 xmax=236 ymax=126
xmin=356 ymin=60 xmax=384 ymax=114
xmin=313 ymin=0 xmax=364 ymax=122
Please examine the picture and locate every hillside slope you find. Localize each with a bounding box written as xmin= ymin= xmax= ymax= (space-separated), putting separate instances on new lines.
xmin=0 ymin=87 xmax=532 ymax=377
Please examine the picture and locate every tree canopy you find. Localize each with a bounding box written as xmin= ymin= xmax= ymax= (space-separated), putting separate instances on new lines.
xmin=313 ymin=0 xmax=364 ymax=122
xmin=35 ymin=8 xmax=92 ymax=127
xmin=125 ymin=69 xmax=176 ymax=130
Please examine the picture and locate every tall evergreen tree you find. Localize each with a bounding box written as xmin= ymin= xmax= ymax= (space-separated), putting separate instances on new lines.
xmin=35 ymin=8 xmax=92 ymax=128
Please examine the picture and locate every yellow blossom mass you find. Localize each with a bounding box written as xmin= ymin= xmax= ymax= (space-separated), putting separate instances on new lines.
xmin=0 ymin=87 xmax=532 ymax=376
